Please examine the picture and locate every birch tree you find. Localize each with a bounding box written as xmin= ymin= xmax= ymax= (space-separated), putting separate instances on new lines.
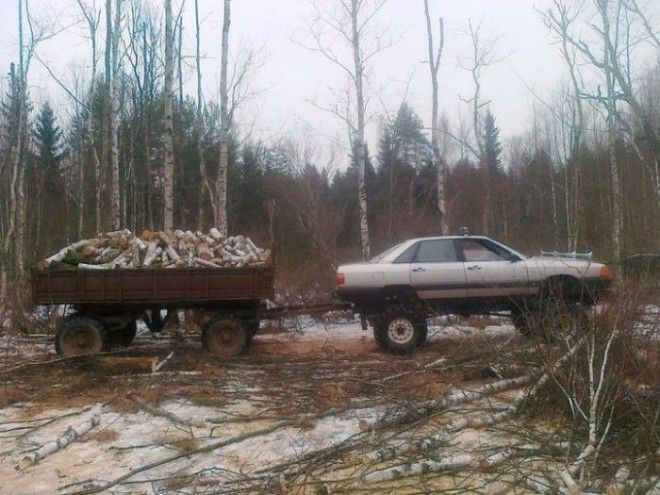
xmin=542 ymin=1 xmax=586 ymax=250
xmin=163 ymin=0 xmax=175 ymax=230
xmin=306 ymin=0 xmax=392 ymax=260
xmin=216 ymin=0 xmax=231 ymax=235
xmin=76 ymin=0 xmax=102 ymax=235
xmin=194 ymin=0 xmax=207 ymax=229
xmin=459 ymin=19 xmax=502 ymax=235
xmin=422 ymin=0 xmax=447 ymax=234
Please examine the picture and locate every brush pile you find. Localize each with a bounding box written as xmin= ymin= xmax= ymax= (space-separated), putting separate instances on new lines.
xmin=37 ymin=228 xmax=271 ymax=270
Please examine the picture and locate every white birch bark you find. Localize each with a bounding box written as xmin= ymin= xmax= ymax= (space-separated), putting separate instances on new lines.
xmin=423 ymin=1 xmax=448 ymax=234
xmin=216 ymin=0 xmax=231 ymax=236
xmin=163 ymin=0 xmax=175 ymax=230
xmin=16 ymin=413 xmax=101 ymax=470
xmin=194 ymin=0 xmax=207 ymax=230
xmin=350 ymin=0 xmax=370 ymax=260
xmin=109 ymin=0 xmax=121 ymax=229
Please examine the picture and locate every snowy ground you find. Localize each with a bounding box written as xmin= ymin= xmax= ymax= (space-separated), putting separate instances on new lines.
xmin=0 ymin=309 xmax=656 ymax=494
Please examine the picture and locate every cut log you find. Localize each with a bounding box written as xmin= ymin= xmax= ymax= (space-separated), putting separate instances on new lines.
xmin=39 ymin=228 xmax=269 ymax=271
xmin=95 ymin=356 xmax=158 ymax=374
xmin=196 ymin=242 xmax=213 ymax=261
xmin=16 ymin=412 xmax=101 ymax=470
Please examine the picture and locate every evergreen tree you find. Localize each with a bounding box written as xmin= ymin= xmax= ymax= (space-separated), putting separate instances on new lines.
xmin=34 ymin=101 xmax=63 ymax=172
xmin=482 ymin=109 xmax=502 ymax=174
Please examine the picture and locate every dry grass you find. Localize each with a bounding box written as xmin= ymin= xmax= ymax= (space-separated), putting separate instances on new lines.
xmin=83 ymin=429 xmax=120 ymax=443
xmin=399 ymin=372 xmax=448 ymax=401
xmin=314 ymin=382 xmax=349 ymax=410
xmin=155 ymin=434 xmax=199 ymax=453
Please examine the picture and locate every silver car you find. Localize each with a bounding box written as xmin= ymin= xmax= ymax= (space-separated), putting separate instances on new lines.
xmin=336 ymin=235 xmax=612 ymax=354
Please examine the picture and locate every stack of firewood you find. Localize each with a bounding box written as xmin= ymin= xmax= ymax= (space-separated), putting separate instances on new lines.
xmin=38 ymin=228 xmax=271 ymax=270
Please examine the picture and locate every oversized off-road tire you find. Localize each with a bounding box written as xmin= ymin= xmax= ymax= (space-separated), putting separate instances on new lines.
xmin=113 ymin=321 xmax=137 ymax=347
xmin=55 ymin=315 xmax=111 ymax=356
xmin=201 ymin=316 xmax=247 ymax=357
xmin=380 ymin=315 xmax=424 ymax=355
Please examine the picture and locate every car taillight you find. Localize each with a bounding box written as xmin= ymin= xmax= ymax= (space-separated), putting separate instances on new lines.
xmin=336 ymin=272 xmax=345 ymax=285
xmin=599 ymin=265 xmax=613 ymax=279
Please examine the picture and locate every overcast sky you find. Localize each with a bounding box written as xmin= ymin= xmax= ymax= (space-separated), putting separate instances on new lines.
xmin=0 ymin=0 xmax=658 ymax=167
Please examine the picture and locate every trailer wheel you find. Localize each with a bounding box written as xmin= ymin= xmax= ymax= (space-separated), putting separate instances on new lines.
xmin=113 ymin=321 xmax=137 ymax=347
xmin=202 ymin=317 xmax=247 ymax=357
xmin=381 ymin=315 xmax=423 ymax=355
xmin=56 ymin=315 xmax=111 ymax=356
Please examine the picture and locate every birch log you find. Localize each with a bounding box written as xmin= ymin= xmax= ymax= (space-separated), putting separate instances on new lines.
xmin=39 ymin=228 xmax=270 ymax=270
xmin=16 ymin=413 xmax=101 ymax=470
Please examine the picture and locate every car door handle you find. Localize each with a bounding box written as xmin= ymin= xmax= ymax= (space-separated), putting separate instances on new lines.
xmin=467 ymin=265 xmax=482 ymax=271
xmin=412 ymin=267 xmax=425 ymax=272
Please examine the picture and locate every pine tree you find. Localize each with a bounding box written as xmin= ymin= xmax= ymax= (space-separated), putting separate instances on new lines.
xmin=33 ymin=101 xmax=65 ymax=255
xmin=482 ymin=109 xmax=502 ymax=174
xmin=34 ymin=101 xmax=63 ymax=173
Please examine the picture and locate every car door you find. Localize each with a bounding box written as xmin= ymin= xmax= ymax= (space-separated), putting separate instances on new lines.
xmin=409 ymin=239 xmax=467 ymax=300
xmin=458 ymin=239 xmax=529 ymax=298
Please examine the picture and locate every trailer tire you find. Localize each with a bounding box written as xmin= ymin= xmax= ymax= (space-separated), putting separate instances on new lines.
xmin=113 ymin=321 xmax=137 ymax=347
xmin=202 ymin=316 xmax=247 ymax=357
xmin=381 ymin=315 xmax=423 ymax=355
xmin=56 ymin=315 xmax=111 ymax=356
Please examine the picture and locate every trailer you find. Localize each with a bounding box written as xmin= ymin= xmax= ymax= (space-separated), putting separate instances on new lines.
xmin=31 ymin=266 xmax=274 ymax=357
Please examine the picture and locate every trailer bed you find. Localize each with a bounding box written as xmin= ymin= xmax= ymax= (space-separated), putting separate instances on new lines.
xmin=31 ymin=266 xmax=274 ymax=306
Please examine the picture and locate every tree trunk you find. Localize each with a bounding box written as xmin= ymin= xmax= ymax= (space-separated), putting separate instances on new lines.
xmin=195 ymin=0 xmax=207 ymax=231
xmin=163 ymin=0 xmax=175 ymax=230
xmin=216 ymin=0 xmax=231 ymax=236
xmin=423 ymin=2 xmax=447 ymax=234
xmin=351 ymin=0 xmax=370 ymax=260
xmin=108 ymin=0 xmax=120 ymax=230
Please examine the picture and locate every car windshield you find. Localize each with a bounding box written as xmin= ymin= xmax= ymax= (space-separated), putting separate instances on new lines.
xmin=370 ymin=242 xmax=406 ymax=263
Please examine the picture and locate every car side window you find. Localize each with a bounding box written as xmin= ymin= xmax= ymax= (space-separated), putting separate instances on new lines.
xmin=394 ymin=243 xmax=418 ymax=263
xmin=414 ymin=240 xmax=460 ymax=263
xmin=460 ymin=239 xmax=507 ymax=262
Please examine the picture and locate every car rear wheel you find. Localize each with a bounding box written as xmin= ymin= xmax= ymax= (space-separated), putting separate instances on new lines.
xmin=201 ymin=316 xmax=247 ymax=357
xmin=380 ymin=315 xmax=424 ymax=355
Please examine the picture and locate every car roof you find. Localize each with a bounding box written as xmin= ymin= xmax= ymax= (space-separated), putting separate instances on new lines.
xmin=406 ymin=235 xmax=492 ymax=242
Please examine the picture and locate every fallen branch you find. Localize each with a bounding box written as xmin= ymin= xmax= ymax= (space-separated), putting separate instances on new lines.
xmin=365 ymin=448 xmax=519 ymax=483
xmin=16 ymin=411 xmax=101 ymax=470
xmin=368 ymin=340 xmax=585 ymax=462
xmin=72 ymin=408 xmax=346 ymax=494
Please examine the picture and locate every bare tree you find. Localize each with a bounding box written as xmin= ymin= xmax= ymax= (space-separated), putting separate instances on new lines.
xmin=216 ymin=0 xmax=231 ymax=235
xmin=76 ymin=0 xmax=102 ymax=235
xmin=163 ymin=0 xmax=174 ymax=229
xmin=542 ymin=0 xmax=586 ymax=250
xmin=305 ymin=0 xmax=393 ymax=260
xmin=544 ymin=0 xmax=658 ymax=266
xmin=459 ymin=19 xmax=503 ymax=235
xmin=423 ymin=0 xmax=447 ymax=234
xmin=194 ymin=0 xmax=206 ymax=230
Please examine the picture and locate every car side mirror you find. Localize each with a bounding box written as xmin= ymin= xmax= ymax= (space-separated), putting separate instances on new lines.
xmin=507 ymin=254 xmax=520 ymax=263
